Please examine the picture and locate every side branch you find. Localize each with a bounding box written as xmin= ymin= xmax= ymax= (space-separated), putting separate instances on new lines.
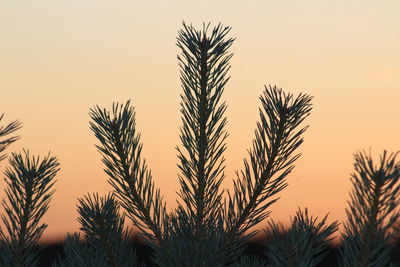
xmin=89 ymin=101 xmax=166 ymax=245
xmin=0 ymin=113 xmax=22 ymax=162
xmin=223 ymin=85 xmax=313 ymax=246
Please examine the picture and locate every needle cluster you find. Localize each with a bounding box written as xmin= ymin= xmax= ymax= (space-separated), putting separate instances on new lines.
xmin=0 ymin=21 xmax=399 ymax=267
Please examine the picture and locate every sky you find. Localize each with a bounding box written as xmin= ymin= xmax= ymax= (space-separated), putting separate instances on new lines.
xmin=1 ymin=1 xmax=399 ymax=244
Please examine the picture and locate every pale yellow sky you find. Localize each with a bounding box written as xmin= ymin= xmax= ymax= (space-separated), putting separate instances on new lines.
xmin=1 ymin=1 xmax=399 ymax=244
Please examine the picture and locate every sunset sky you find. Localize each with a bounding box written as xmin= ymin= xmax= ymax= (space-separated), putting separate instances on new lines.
xmin=1 ymin=1 xmax=399 ymax=244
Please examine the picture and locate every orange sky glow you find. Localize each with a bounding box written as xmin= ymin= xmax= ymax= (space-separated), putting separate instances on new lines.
xmin=1 ymin=1 xmax=400 ymax=244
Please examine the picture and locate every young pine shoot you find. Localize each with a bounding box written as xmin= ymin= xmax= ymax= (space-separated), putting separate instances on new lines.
xmin=0 ymin=149 xmax=60 ymax=267
xmin=264 ymin=207 xmax=339 ymax=267
xmin=339 ymin=149 xmax=400 ymax=267
xmin=53 ymin=193 xmax=143 ymax=267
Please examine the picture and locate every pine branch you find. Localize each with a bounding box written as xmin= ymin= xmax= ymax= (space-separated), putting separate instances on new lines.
xmin=51 ymin=233 xmax=109 ymax=267
xmin=339 ymin=148 xmax=400 ymax=267
xmin=0 ymin=113 xmax=22 ymax=163
xmin=265 ymin=207 xmax=339 ymax=267
xmin=89 ymin=101 xmax=167 ymax=246
xmin=86 ymin=21 xmax=316 ymax=266
xmin=232 ymin=254 xmax=267 ymax=267
xmin=0 ymin=149 xmax=59 ymax=267
xmin=150 ymin=205 xmax=227 ymax=266
xmin=53 ymin=193 xmax=143 ymax=267
xmin=175 ymin=21 xmax=234 ymax=240
xmin=220 ymin=85 xmax=313 ymax=252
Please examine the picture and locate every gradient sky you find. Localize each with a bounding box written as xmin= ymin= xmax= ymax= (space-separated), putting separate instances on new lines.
xmin=1 ymin=1 xmax=399 ymax=244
